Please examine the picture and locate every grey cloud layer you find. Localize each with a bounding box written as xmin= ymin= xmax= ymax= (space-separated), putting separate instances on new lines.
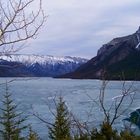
xmin=20 ymin=0 xmax=140 ymax=58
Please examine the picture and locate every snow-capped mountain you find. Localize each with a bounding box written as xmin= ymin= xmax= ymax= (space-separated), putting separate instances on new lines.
xmin=0 ymin=54 xmax=87 ymax=65
xmin=0 ymin=54 xmax=88 ymax=77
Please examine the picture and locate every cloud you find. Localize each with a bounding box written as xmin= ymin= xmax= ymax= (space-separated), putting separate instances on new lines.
xmin=19 ymin=0 xmax=140 ymax=58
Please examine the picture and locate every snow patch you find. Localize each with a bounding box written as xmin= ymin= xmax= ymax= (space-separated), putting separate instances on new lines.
xmin=0 ymin=54 xmax=88 ymax=66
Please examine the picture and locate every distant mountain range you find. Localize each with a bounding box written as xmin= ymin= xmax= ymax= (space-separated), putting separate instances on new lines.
xmin=60 ymin=27 xmax=140 ymax=80
xmin=0 ymin=54 xmax=88 ymax=77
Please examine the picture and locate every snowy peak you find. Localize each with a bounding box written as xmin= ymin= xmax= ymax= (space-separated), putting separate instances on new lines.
xmin=0 ymin=54 xmax=88 ymax=66
xmin=0 ymin=54 xmax=88 ymax=77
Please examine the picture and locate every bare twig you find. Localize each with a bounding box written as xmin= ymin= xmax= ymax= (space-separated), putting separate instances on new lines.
xmin=0 ymin=0 xmax=46 ymax=53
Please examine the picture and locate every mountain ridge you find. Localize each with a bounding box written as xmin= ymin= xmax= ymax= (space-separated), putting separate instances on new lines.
xmin=59 ymin=27 xmax=140 ymax=80
xmin=0 ymin=54 xmax=88 ymax=77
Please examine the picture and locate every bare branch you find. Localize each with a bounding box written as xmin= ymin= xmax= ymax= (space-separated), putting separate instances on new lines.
xmin=98 ymin=79 xmax=136 ymax=126
xmin=0 ymin=0 xmax=46 ymax=53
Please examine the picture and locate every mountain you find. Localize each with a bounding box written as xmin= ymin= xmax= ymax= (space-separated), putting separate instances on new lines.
xmin=0 ymin=54 xmax=88 ymax=77
xmin=60 ymin=27 xmax=140 ymax=80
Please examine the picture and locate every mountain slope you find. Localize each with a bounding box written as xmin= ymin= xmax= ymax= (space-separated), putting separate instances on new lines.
xmin=60 ymin=27 xmax=140 ymax=80
xmin=0 ymin=54 xmax=88 ymax=77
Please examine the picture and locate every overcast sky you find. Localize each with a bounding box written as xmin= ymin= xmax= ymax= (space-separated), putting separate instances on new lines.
xmin=20 ymin=0 xmax=140 ymax=59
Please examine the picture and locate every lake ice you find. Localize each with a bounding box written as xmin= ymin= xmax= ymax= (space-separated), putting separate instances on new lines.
xmin=0 ymin=78 xmax=140 ymax=139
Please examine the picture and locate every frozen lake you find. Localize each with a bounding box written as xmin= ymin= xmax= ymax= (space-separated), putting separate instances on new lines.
xmin=0 ymin=77 xmax=140 ymax=139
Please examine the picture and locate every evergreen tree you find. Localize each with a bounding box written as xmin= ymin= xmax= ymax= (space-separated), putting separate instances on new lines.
xmin=74 ymin=134 xmax=89 ymax=140
xmin=90 ymin=122 xmax=120 ymax=140
xmin=28 ymin=126 xmax=40 ymax=140
xmin=49 ymin=97 xmax=71 ymax=140
xmin=0 ymin=83 xmax=28 ymax=140
xmin=99 ymin=122 xmax=119 ymax=140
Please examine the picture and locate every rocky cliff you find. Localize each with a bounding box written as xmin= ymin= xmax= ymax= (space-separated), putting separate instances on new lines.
xmin=60 ymin=27 xmax=140 ymax=80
